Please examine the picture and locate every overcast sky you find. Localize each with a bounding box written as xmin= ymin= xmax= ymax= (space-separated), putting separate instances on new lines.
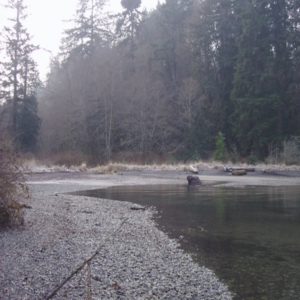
xmin=0 ymin=0 xmax=162 ymax=80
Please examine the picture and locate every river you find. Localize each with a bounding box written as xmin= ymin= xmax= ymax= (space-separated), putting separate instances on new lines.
xmin=75 ymin=184 xmax=300 ymax=299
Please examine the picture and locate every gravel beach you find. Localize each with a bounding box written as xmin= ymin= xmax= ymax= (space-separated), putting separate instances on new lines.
xmin=3 ymin=169 xmax=300 ymax=299
xmin=0 ymin=173 xmax=233 ymax=300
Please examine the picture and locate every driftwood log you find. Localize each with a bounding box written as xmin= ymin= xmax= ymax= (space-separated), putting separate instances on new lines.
xmin=130 ymin=204 xmax=146 ymax=211
xmin=224 ymin=166 xmax=255 ymax=176
xmin=224 ymin=166 xmax=255 ymax=173
xmin=188 ymin=165 xmax=199 ymax=174
xmin=231 ymin=169 xmax=247 ymax=176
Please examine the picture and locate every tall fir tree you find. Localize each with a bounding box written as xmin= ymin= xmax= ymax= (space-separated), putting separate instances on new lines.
xmin=61 ymin=0 xmax=107 ymax=59
xmin=117 ymin=0 xmax=143 ymax=48
xmin=0 ymin=0 xmax=40 ymax=151
xmin=231 ymin=0 xmax=287 ymax=158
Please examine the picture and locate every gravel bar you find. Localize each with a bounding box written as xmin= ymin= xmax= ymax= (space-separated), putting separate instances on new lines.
xmin=0 ymin=182 xmax=232 ymax=300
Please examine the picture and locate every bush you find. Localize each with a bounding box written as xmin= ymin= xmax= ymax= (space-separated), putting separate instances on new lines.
xmin=282 ymin=137 xmax=300 ymax=165
xmin=0 ymin=136 xmax=29 ymax=227
xmin=266 ymin=144 xmax=281 ymax=164
xmin=40 ymin=151 xmax=89 ymax=167
xmin=214 ymin=132 xmax=227 ymax=162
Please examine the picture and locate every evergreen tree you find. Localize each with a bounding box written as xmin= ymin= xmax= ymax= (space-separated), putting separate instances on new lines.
xmin=188 ymin=0 xmax=235 ymax=157
xmin=0 ymin=0 xmax=40 ymax=151
xmin=152 ymin=0 xmax=194 ymax=157
xmin=286 ymin=0 xmax=300 ymax=135
xmin=18 ymin=95 xmax=40 ymax=152
xmin=214 ymin=132 xmax=227 ymax=161
xmin=117 ymin=0 xmax=143 ymax=49
xmin=61 ymin=0 xmax=107 ymax=59
xmin=231 ymin=0 xmax=285 ymax=158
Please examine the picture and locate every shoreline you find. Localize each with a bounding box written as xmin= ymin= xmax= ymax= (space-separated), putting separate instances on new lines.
xmin=2 ymin=169 xmax=300 ymax=299
xmin=26 ymin=167 xmax=300 ymax=188
xmin=1 ymin=172 xmax=232 ymax=300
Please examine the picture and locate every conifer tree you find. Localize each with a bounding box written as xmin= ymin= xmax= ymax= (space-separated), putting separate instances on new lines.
xmin=0 ymin=0 xmax=40 ymax=150
xmin=116 ymin=0 xmax=143 ymax=52
xmin=231 ymin=0 xmax=285 ymax=158
xmin=61 ymin=0 xmax=107 ymax=58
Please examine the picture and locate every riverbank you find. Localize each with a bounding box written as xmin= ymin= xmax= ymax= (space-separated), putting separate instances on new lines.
xmin=1 ymin=173 xmax=232 ymax=300
xmin=26 ymin=166 xmax=300 ymax=188
xmin=23 ymin=159 xmax=300 ymax=176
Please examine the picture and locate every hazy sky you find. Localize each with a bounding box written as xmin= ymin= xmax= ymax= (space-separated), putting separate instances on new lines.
xmin=0 ymin=0 xmax=162 ymax=80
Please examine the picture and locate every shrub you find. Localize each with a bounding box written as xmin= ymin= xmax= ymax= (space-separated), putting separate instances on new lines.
xmin=266 ymin=144 xmax=281 ymax=164
xmin=0 ymin=136 xmax=29 ymax=227
xmin=282 ymin=137 xmax=300 ymax=165
xmin=214 ymin=132 xmax=227 ymax=162
xmin=40 ymin=151 xmax=89 ymax=167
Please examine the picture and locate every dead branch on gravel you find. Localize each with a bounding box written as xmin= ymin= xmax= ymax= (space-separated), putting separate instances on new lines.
xmin=45 ymin=217 xmax=129 ymax=299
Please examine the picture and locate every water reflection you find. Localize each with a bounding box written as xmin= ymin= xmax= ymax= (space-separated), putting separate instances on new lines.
xmin=74 ymin=185 xmax=300 ymax=300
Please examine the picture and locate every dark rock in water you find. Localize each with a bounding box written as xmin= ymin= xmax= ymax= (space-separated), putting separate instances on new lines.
xmin=187 ymin=175 xmax=201 ymax=186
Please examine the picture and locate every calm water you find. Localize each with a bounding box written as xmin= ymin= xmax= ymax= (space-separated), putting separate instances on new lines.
xmin=75 ymin=184 xmax=300 ymax=300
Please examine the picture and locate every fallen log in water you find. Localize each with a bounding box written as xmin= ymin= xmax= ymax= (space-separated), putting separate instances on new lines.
xmin=224 ymin=166 xmax=255 ymax=173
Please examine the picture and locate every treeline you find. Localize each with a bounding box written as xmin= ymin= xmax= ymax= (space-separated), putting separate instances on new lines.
xmin=2 ymin=0 xmax=300 ymax=164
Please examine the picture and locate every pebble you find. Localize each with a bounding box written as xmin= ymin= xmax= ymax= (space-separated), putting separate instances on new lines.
xmin=0 ymin=183 xmax=232 ymax=300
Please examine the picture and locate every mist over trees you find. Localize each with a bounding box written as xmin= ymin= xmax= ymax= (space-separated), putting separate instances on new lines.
xmin=1 ymin=0 xmax=300 ymax=163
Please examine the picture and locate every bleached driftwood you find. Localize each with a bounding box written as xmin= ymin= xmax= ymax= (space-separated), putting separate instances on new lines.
xmin=188 ymin=165 xmax=199 ymax=174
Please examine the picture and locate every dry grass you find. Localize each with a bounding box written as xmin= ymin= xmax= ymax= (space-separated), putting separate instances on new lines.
xmin=23 ymin=157 xmax=300 ymax=175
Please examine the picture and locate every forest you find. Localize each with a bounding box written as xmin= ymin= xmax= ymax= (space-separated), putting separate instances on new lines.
xmin=1 ymin=0 xmax=300 ymax=164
